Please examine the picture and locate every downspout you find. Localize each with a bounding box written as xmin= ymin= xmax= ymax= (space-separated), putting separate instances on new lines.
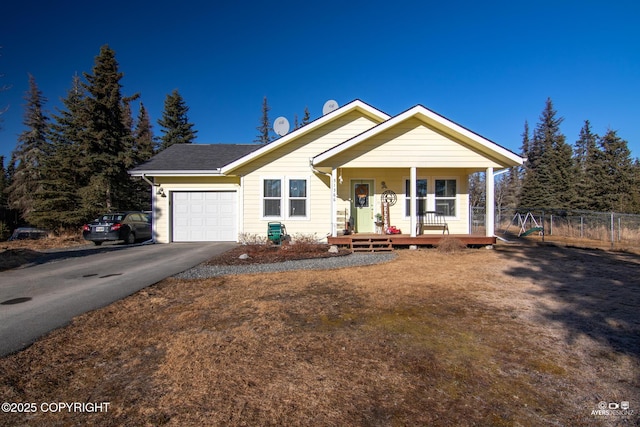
xmin=141 ymin=174 xmax=158 ymax=244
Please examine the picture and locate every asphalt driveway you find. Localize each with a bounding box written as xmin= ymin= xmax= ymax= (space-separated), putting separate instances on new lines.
xmin=0 ymin=242 xmax=235 ymax=357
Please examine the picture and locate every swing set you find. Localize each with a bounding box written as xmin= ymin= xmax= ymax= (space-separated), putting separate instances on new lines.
xmin=505 ymin=211 xmax=544 ymax=237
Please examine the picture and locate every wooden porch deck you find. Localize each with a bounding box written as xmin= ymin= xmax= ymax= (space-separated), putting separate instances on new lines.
xmin=327 ymin=234 xmax=496 ymax=252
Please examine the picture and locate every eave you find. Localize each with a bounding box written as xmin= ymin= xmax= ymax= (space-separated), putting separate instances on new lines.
xmin=312 ymin=105 xmax=524 ymax=168
xmin=221 ymin=99 xmax=391 ymax=174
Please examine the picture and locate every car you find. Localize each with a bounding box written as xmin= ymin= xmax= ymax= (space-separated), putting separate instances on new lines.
xmin=82 ymin=212 xmax=152 ymax=245
xmin=8 ymin=227 xmax=51 ymax=241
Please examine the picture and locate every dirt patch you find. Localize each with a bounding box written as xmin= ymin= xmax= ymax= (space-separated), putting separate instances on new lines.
xmin=0 ymin=233 xmax=87 ymax=271
xmin=206 ymin=243 xmax=351 ymax=265
xmin=0 ymin=244 xmax=638 ymax=426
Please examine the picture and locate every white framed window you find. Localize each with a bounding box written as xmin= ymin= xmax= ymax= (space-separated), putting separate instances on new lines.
xmin=262 ymin=177 xmax=309 ymax=219
xmin=435 ymin=179 xmax=457 ymax=216
xmin=288 ymin=178 xmax=307 ymax=217
xmin=263 ymin=179 xmax=282 ymax=218
xmin=404 ymin=178 xmax=428 ymax=216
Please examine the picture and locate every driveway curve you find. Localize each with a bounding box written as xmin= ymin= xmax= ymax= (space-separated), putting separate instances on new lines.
xmin=0 ymin=242 xmax=235 ymax=357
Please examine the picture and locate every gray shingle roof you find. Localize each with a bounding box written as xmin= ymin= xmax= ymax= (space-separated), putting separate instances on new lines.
xmin=130 ymin=144 xmax=262 ymax=172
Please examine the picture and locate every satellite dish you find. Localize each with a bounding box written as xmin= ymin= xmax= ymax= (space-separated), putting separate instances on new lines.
xmin=322 ymin=99 xmax=339 ymax=115
xmin=273 ymin=116 xmax=290 ymax=136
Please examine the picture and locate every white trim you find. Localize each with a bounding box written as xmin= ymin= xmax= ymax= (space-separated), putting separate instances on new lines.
xmin=222 ymin=100 xmax=390 ymax=174
xmin=129 ymin=170 xmax=223 ymax=177
xmin=410 ymin=167 xmax=417 ymax=237
xmin=434 ymin=177 xmax=459 ymax=219
xmin=403 ymin=175 xmax=429 ymax=218
xmin=260 ymin=176 xmax=311 ymax=221
xmin=486 ymin=167 xmax=495 ymax=237
xmin=261 ymin=177 xmax=284 ymax=220
xmin=312 ymin=105 xmax=524 ymax=167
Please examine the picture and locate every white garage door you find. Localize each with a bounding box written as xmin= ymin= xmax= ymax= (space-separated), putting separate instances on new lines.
xmin=172 ymin=191 xmax=237 ymax=242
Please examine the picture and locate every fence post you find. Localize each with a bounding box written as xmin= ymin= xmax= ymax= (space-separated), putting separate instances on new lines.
xmin=550 ymin=214 xmax=553 ymax=236
xmin=580 ymin=216 xmax=584 ymax=238
xmin=610 ymin=212 xmax=614 ymax=248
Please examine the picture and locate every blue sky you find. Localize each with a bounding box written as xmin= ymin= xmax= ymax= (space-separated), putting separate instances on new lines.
xmin=1 ymin=1 xmax=639 ymax=163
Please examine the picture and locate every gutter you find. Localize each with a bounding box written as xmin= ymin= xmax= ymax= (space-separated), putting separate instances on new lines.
xmin=309 ymin=158 xmax=331 ymax=177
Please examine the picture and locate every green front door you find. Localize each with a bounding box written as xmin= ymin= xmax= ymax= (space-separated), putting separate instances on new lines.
xmin=352 ymin=180 xmax=374 ymax=233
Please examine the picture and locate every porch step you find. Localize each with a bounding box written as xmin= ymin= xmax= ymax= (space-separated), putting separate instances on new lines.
xmin=350 ymin=236 xmax=393 ymax=252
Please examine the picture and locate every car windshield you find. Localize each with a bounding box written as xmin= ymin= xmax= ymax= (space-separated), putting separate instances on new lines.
xmin=99 ymin=214 xmax=124 ymax=222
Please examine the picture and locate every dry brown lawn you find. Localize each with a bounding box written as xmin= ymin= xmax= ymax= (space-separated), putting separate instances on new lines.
xmin=1 ymin=241 xmax=639 ymax=426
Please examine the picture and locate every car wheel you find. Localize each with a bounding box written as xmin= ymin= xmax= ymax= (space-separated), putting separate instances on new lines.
xmin=93 ymin=241 xmax=103 ymax=246
xmin=125 ymin=231 xmax=135 ymax=244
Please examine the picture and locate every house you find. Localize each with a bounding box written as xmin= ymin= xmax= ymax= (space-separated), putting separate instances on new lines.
xmin=129 ymin=99 xmax=524 ymax=244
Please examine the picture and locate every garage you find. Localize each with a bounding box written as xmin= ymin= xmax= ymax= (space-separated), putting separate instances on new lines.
xmin=172 ymin=191 xmax=237 ymax=242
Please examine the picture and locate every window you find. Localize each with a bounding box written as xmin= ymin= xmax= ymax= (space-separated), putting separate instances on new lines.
xmin=288 ymin=179 xmax=307 ymax=217
xmin=435 ymin=179 xmax=456 ymax=216
xmin=263 ymin=179 xmax=281 ymax=217
xmin=405 ymin=179 xmax=427 ymax=215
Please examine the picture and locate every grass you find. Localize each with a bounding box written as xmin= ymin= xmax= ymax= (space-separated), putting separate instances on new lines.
xmin=2 ymin=245 xmax=637 ymax=426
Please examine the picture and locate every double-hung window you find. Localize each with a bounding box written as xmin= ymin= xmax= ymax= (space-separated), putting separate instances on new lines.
xmin=288 ymin=179 xmax=307 ymax=217
xmin=263 ymin=179 xmax=282 ymax=217
xmin=435 ymin=179 xmax=456 ymax=216
xmin=405 ymin=179 xmax=427 ymax=215
xmin=263 ymin=178 xmax=308 ymax=219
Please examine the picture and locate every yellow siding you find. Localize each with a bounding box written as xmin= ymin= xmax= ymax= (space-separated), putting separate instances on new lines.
xmin=239 ymin=112 xmax=380 ymax=237
xmin=323 ymin=118 xmax=503 ymax=169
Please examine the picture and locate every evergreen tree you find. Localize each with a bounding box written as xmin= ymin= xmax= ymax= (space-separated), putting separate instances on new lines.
xmin=631 ymin=159 xmax=640 ymax=214
xmin=255 ymin=96 xmax=273 ymax=144
xmin=133 ymin=102 xmax=155 ymax=162
xmin=7 ymin=74 xmax=50 ymax=222
xmin=79 ymin=44 xmax=136 ymax=216
xmin=157 ymin=89 xmax=197 ymax=150
xmin=131 ymin=102 xmax=155 ymax=210
xmin=301 ymin=106 xmax=311 ymax=126
xmin=572 ymin=120 xmax=599 ymax=210
xmin=519 ymin=98 xmax=574 ymax=209
xmin=33 ymin=74 xmax=88 ymax=228
xmin=293 ymin=113 xmax=299 ymax=130
xmin=592 ymin=129 xmax=635 ymax=213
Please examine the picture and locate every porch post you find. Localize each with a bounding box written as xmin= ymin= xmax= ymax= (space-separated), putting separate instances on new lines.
xmin=486 ymin=167 xmax=495 ymax=237
xmin=331 ymin=168 xmax=337 ymax=237
xmin=410 ymin=166 xmax=417 ymax=237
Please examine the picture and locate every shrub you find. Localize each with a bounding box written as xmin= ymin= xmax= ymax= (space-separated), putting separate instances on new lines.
xmin=436 ymin=237 xmax=467 ymax=253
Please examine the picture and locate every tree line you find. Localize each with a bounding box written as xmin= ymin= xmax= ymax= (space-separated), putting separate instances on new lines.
xmin=0 ymin=45 xmax=317 ymax=237
xmin=472 ymin=98 xmax=640 ymax=215
xmin=0 ymin=45 xmax=199 ymax=236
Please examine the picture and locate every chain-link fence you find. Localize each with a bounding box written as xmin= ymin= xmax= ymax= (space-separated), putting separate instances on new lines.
xmin=471 ymin=207 xmax=640 ymax=248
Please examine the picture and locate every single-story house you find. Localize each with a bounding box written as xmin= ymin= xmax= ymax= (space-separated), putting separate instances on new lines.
xmin=129 ymin=99 xmax=524 ymax=244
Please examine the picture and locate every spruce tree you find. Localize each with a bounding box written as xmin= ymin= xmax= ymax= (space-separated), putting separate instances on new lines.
xmin=255 ymin=96 xmax=273 ymax=144
xmin=34 ymin=74 xmax=88 ymax=228
xmin=131 ymin=102 xmax=155 ymax=210
xmin=7 ymin=74 xmax=50 ymax=222
xmin=301 ymin=106 xmax=311 ymax=126
xmin=79 ymin=45 xmax=135 ymax=216
xmin=519 ymin=99 xmax=574 ymax=209
xmin=593 ymin=129 xmax=635 ymax=212
xmin=157 ymin=89 xmax=197 ymax=150
xmin=573 ymin=121 xmax=599 ymax=210
xmin=133 ymin=102 xmax=155 ymax=162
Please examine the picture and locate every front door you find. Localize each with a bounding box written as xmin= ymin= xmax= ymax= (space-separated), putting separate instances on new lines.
xmin=352 ymin=180 xmax=374 ymax=233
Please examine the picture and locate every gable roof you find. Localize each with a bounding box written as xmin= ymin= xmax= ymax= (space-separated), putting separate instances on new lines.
xmin=312 ymin=104 xmax=524 ymax=167
xmin=129 ymin=143 xmax=261 ymax=176
xmin=220 ymin=99 xmax=390 ymax=174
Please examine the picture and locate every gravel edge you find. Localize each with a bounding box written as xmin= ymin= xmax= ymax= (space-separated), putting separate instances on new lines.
xmin=174 ymin=252 xmax=398 ymax=279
